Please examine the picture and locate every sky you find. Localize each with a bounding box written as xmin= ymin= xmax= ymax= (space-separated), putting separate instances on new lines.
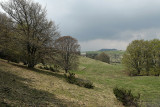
xmin=1 ymin=0 xmax=160 ymax=51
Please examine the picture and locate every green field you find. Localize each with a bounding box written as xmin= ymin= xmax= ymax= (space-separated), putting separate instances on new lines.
xmin=76 ymin=57 xmax=160 ymax=106
xmin=0 ymin=57 xmax=160 ymax=106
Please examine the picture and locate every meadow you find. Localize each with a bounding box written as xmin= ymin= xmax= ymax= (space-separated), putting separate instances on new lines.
xmin=76 ymin=57 xmax=160 ymax=106
xmin=0 ymin=57 xmax=160 ymax=106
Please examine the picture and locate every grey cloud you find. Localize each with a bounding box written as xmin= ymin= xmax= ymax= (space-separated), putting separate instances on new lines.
xmin=38 ymin=0 xmax=160 ymax=50
xmin=54 ymin=0 xmax=160 ymax=41
xmin=2 ymin=0 xmax=160 ymax=50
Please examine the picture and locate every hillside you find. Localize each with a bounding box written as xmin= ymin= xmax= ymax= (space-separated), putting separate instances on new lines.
xmin=0 ymin=58 xmax=122 ymax=107
xmin=0 ymin=57 xmax=160 ymax=106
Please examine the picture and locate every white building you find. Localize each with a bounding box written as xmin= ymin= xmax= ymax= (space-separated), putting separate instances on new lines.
xmin=81 ymin=52 xmax=86 ymax=57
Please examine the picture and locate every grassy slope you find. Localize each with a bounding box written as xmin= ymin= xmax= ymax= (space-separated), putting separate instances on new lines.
xmin=74 ymin=57 xmax=160 ymax=106
xmin=0 ymin=59 xmax=122 ymax=107
xmin=0 ymin=57 xmax=160 ymax=106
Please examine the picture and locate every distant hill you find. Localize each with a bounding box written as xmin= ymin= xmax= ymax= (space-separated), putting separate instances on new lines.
xmin=98 ymin=49 xmax=118 ymax=51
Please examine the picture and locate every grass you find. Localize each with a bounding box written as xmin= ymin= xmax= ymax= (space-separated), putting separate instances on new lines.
xmin=72 ymin=57 xmax=160 ymax=106
xmin=0 ymin=57 xmax=160 ymax=106
xmin=0 ymin=59 xmax=122 ymax=106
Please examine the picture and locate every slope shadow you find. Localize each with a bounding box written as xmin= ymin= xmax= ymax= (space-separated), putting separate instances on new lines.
xmin=10 ymin=63 xmax=65 ymax=79
xmin=10 ymin=63 xmax=94 ymax=89
xmin=0 ymin=69 xmax=79 ymax=107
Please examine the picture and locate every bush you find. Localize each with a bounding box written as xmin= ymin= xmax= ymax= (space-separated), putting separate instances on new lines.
xmin=0 ymin=102 xmax=10 ymax=107
xmin=38 ymin=66 xmax=44 ymax=69
xmin=44 ymin=66 xmax=50 ymax=70
xmin=49 ymin=66 xmax=56 ymax=72
xmin=83 ymin=80 xmax=94 ymax=89
xmin=86 ymin=53 xmax=98 ymax=59
xmin=149 ymin=68 xmax=160 ymax=76
xmin=38 ymin=65 xmax=57 ymax=72
xmin=65 ymin=73 xmax=76 ymax=84
xmin=95 ymin=52 xmax=110 ymax=64
xmin=113 ymin=87 xmax=140 ymax=106
xmin=128 ymin=70 xmax=139 ymax=76
xmin=75 ymin=78 xmax=94 ymax=89
xmin=65 ymin=73 xmax=94 ymax=89
xmin=139 ymin=70 xmax=148 ymax=76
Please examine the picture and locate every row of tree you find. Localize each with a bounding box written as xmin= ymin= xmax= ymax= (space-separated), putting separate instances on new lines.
xmin=122 ymin=39 xmax=160 ymax=76
xmin=95 ymin=52 xmax=110 ymax=64
xmin=0 ymin=0 xmax=80 ymax=73
xmin=86 ymin=52 xmax=110 ymax=64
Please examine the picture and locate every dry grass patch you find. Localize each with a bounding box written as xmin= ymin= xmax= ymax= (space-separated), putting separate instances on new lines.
xmin=0 ymin=59 xmax=122 ymax=106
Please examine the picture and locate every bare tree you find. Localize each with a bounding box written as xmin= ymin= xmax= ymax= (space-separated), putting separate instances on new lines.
xmin=1 ymin=0 xmax=60 ymax=67
xmin=0 ymin=13 xmax=12 ymax=50
xmin=0 ymin=12 xmax=18 ymax=61
xmin=53 ymin=36 xmax=80 ymax=73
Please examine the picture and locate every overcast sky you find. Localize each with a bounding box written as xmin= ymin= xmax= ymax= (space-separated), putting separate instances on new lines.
xmin=1 ymin=0 xmax=160 ymax=51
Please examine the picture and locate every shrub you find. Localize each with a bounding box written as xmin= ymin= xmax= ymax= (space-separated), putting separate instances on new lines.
xmin=65 ymin=73 xmax=94 ymax=89
xmin=65 ymin=73 xmax=76 ymax=84
xmin=86 ymin=53 xmax=98 ymax=59
xmin=95 ymin=52 xmax=110 ymax=64
xmin=75 ymin=78 xmax=94 ymax=89
xmin=139 ymin=70 xmax=148 ymax=76
xmin=0 ymin=102 xmax=10 ymax=107
xmin=83 ymin=80 xmax=94 ymax=89
xmin=38 ymin=66 xmax=44 ymax=69
xmin=44 ymin=66 xmax=50 ymax=70
xmin=128 ymin=70 xmax=139 ymax=76
xmin=49 ymin=66 xmax=56 ymax=72
xmin=113 ymin=87 xmax=140 ymax=106
xmin=149 ymin=68 xmax=160 ymax=76
xmin=38 ymin=65 xmax=57 ymax=72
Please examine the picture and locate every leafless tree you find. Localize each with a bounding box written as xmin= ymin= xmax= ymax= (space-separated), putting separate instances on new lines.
xmin=0 ymin=13 xmax=12 ymax=50
xmin=1 ymin=0 xmax=60 ymax=67
xmin=0 ymin=13 xmax=16 ymax=61
xmin=53 ymin=36 xmax=80 ymax=73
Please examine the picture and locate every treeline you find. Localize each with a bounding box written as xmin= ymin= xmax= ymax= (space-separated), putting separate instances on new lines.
xmin=0 ymin=0 xmax=80 ymax=72
xmin=86 ymin=51 xmax=123 ymax=64
xmin=95 ymin=52 xmax=110 ymax=64
xmin=86 ymin=52 xmax=110 ymax=64
xmin=122 ymin=39 xmax=160 ymax=76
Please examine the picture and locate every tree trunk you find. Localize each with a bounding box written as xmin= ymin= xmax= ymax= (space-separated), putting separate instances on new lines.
xmin=65 ymin=69 xmax=68 ymax=73
xmin=137 ymin=69 xmax=141 ymax=75
xmin=27 ymin=56 xmax=35 ymax=68
xmin=27 ymin=63 xmax=35 ymax=68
